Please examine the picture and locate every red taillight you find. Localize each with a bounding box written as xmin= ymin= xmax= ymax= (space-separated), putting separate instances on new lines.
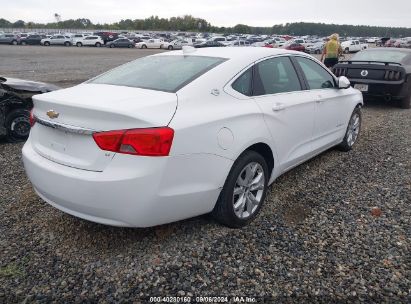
xmin=29 ymin=109 xmax=35 ymax=127
xmin=92 ymin=127 xmax=174 ymax=156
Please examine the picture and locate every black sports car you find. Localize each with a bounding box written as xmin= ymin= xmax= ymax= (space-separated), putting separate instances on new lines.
xmin=333 ymin=48 xmax=411 ymax=108
xmin=0 ymin=77 xmax=60 ymax=142
xmin=194 ymin=41 xmax=225 ymax=48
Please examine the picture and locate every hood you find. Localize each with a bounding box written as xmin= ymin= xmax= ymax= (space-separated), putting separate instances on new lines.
xmin=0 ymin=77 xmax=61 ymax=93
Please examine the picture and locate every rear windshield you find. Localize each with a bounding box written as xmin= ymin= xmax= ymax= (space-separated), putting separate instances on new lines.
xmin=351 ymin=50 xmax=409 ymax=63
xmin=89 ymin=55 xmax=227 ymax=92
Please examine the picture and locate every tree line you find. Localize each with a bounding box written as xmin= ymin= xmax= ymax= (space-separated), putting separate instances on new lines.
xmin=1 ymin=16 xmax=410 ymax=37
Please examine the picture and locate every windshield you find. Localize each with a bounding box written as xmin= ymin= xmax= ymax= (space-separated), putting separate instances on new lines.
xmin=351 ymin=50 xmax=409 ymax=63
xmin=89 ymin=55 xmax=227 ymax=92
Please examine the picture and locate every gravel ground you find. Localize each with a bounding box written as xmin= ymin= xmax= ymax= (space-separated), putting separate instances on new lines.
xmin=0 ymin=45 xmax=166 ymax=87
xmin=0 ymin=45 xmax=410 ymax=303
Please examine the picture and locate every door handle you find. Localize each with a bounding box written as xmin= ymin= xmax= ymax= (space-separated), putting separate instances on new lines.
xmin=272 ymin=103 xmax=286 ymax=112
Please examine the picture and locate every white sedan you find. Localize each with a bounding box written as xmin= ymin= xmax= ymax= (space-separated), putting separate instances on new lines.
xmin=23 ymin=47 xmax=363 ymax=228
xmin=135 ymin=39 xmax=164 ymax=49
xmin=160 ymin=40 xmax=192 ymax=50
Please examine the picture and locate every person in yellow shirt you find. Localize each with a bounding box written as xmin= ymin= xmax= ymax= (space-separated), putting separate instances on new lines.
xmin=321 ymin=33 xmax=343 ymax=68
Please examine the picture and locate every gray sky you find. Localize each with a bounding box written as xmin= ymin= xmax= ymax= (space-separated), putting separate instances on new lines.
xmin=2 ymin=0 xmax=411 ymax=27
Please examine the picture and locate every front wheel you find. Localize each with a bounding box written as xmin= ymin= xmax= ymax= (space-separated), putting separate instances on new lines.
xmin=95 ymin=42 xmax=101 ymax=47
xmin=110 ymin=44 xmax=115 ymax=48
xmin=64 ymin=41 xmax=71 ymax=46
xmin=21 ymin=41 xmax=27 ymax=45
xmin=344 ymin=48 xmax=350 ymax=54
xmin=44 ymin=42 xmax=50 ymax=46
xmin=5 ymin=109 xmax=31 ymax=142
xmin=141 ymin=45 xmax=147 ymax=49
xmin=168 ymin=45 xmax=173 ymax=50
xmin=76 ymin=42 xmax=82 ymax=47
xmin=338 ymin=107 xmax=362 ymax=151
xmin=212 ymin=150 xmax=269 ymax=228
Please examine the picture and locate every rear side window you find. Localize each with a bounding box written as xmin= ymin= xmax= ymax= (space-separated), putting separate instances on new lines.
xmin=295 ymin=57 xmax=335 ymax=89
xmin=89 ymin=55 xmax=227 ymax=92
xmin=253 ymin=57 xmax=301 ymax=96
xmin=232 ymin=68 xmax=252 ymax=96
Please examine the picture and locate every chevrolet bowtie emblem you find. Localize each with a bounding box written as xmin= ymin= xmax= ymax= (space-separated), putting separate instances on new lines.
xmin=46 ymin=110 xmax=59 ymax=119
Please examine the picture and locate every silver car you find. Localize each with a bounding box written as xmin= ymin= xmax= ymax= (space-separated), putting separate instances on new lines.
xmin=0 ymin=34 xmax=19 ymax=45
xmin=41 ymin=35 xmax=72 ymax=46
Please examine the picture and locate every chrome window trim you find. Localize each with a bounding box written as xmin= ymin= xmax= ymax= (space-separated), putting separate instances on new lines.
xmin=34 ymin=116 xmax=98 ymax=135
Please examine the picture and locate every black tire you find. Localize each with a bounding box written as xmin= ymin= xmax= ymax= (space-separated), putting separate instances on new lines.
xmin=168 ymin=45 xmax=173 ymax=50
xmin=344 ymin=48 xmax=350 ymax=54
xmin=212 ymin=150 xmax=269 ymax=228
xmin=21 ymin=41 xmax=27 ymax=46
xmin=64 ymin=41 xmax=71 ymax=47
xmin=11 ymin=40 xmax=17 ymax=45
xmin=337 ymin=107 xmax=362 ymax=152
xmin=315 ymin=50 xmax=321 ymax=54
xmin=142 ymin=45 xmax=147 ymax=49
xmin=76 ymin=42 xmax=82 ymax=47
xmin=110 ymin=44 xmax=115 ymax=48
xmin=399 ymin=92 xmax=411 ymax=109
xmin=128 ymin=44 xmax=133 ymax=48
xmin=44 ymin=42 xmax=50 ymax=46
xmin=5 ymin=109 xmax=31 ymax=142
xmin=95 ymin=42 xmax=101 ymax=47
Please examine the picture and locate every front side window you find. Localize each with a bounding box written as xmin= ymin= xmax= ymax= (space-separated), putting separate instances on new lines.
xmin=253 ymin=57 xmax=301 ymax=96
xmin=89 ymin=55 xmax=227 ymax=92
xmin=295 ymin=57 xmax=335 ymax=90
xmin=232 ymin=67 xmax=252 ymax=96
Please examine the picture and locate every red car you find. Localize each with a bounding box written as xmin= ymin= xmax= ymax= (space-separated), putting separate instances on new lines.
xmin=385 ymin=39 xmax=396 ymax=47
xmin=285 ymin=43 xmax=305 ymax=52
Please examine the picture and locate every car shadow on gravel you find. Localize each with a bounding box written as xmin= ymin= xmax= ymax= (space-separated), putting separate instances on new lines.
xmin=42 ymin=203 xmax=215 ymax=254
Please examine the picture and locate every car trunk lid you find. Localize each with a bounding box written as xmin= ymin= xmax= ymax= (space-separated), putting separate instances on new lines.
xmin=30 ymin=83 xmax=177 ymax=172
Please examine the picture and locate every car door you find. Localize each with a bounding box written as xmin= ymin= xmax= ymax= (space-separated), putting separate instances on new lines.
xmin=293 ymin=56 xmax=350 ymax=151
xmin=53 ymin=35 xmax=64 ymax=45
xmin=251 ymin=56 xmax=316 ymax=172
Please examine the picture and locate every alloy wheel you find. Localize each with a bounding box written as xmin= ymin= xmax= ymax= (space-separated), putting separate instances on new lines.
xmin=11 ymin=116 xmax=31 ymax=138
xmin=347 ymin=113 xmax=360 ymax=146
xmin=233 ymin=162 xmax=265 ymax=219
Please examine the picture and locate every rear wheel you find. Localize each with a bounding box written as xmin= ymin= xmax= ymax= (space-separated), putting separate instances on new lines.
xmin=142 ymin=44 xmax=147 ymax=49
xmin=21 ymin=41 xmax=27 ymax=45
xmin=95 ymin=42 xmax=101 ymax=47
xmin=212 ymin=150 xmax=268 ymax=228
xmin=76 ymin=42 xmax=82 ymax=47
xmin=11 ymin=40 xmax=18 ymax=45
xmin=44 ymin=41 xmax=50 ymax=46
xmin=168 ymin=45 xmax=173 ymax=50
xmin=344 ymin=48 xmax=350 ymax=54
xmin=399 ymin=92 xmax=411 ymax=109
xmin=5 ymin=109 xmax=31 ymax=142
xmin=64 ymin=41 xmax=71 ymax=46
xmin=338 ymin=107 xmax=362 ymax=151
xmin=110 ymin=44 xmax=115 ymax=48
xmin=128 ymin=44 xmax=133 ymax=48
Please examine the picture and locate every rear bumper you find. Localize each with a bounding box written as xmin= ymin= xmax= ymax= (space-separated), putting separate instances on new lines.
xmin=350 ymin=79 xmax=409 ymax=100
xmin=22 ymin=138 xmax=233 ymax=227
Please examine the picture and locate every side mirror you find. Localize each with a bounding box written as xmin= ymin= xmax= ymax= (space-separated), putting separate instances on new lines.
xmin=338 ymin=76 xmax=351 ymax=89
